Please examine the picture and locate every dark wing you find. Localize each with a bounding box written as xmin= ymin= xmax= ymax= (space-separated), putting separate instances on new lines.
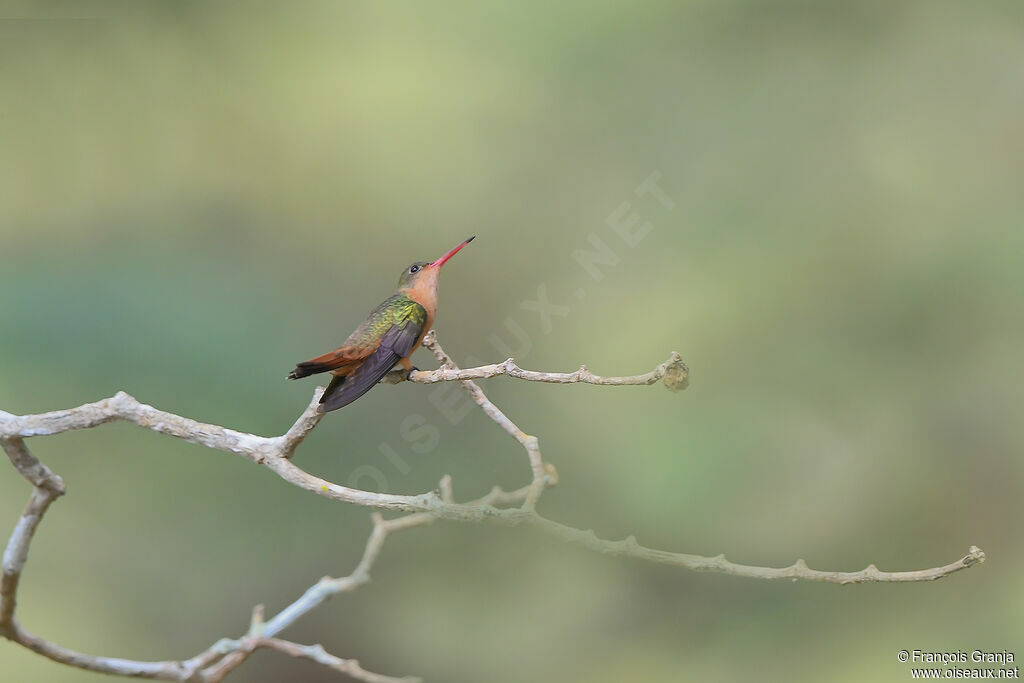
xmin=317 ymin=303 xmax=426 ymax=413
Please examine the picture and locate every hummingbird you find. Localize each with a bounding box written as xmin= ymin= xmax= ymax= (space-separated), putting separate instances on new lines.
xmin=288 ymin=236 xmax=475 ymax=413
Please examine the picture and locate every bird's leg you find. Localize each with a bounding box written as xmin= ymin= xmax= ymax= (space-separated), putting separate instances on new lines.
xmin=399 ymin=357 xmax=420 ymax=380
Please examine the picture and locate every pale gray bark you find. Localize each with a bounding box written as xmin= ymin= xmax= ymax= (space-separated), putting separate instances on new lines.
xmin=0 ymin=332 xmax=985 ymax=680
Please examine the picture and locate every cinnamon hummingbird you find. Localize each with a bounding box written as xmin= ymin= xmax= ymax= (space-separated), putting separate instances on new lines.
xmin=288 ymin=236 xmax=475 ymax=413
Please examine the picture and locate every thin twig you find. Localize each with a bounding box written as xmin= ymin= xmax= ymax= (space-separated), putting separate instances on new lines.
xmin=521 ymin=515 xmax=986 ymax=584
xmin=419 ymin=330 xmax=550 ymax=509
xmin=382 ymin=345 xmax=690 ymax=391
xmin=208 ymin=637 xmax=420 ymax=683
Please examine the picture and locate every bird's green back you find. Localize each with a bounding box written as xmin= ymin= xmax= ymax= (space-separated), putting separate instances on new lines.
xmin=343 ymin=293 xmax=426 ymax=348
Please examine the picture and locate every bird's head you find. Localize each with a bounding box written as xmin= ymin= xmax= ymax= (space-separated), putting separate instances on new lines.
xmin=397 ymin=236 xmax=475 ymax=293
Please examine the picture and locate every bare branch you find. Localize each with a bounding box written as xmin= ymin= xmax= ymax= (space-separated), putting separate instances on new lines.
xmin=1 ymin=393 xmax=441 ymax=513
xmin=0 ymin=333 xmax=986 ymax=681
xmin=2 ymin=436 xmax=190 ymax=679
xmin=199 ymin=480 xmax=532 ymax=682
xmin=280 ymin=387 xmax=326 ymax=458
xmin=419 ymin=330 xmax=551 ymax=509
xmin=521 ymin=515 xmax=987 ymax=584
xmin=382 ymin=342 xmax=689 ymax=391
xmin=259 ymin=638 xmax=419 ymax=683
xmin=206 ymin=637 xmax=420 ymax=683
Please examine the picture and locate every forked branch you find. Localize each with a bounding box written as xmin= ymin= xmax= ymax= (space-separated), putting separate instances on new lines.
xmin=0 ymin=334 xmax=984 ymax=681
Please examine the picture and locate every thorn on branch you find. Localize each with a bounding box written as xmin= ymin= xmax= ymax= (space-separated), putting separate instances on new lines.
xmin=439 ymin=475 xmax=454 ymax=503
xmin=248 ymin=605 xmax=265 ymax=637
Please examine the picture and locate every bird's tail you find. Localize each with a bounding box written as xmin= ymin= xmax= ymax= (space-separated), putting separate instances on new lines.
xmin=288 ymin=349 xmax=361 ymax=380
xmin=288 ymin=360 xmax=334 ymax=380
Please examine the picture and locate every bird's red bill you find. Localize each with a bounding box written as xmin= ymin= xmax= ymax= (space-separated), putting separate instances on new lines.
xmin=430 ymin=236 xmax=475 ymax=269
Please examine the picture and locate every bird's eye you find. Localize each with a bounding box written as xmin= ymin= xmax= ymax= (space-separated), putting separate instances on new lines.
xmin=410 ymin=265 xmax=420 ymax=273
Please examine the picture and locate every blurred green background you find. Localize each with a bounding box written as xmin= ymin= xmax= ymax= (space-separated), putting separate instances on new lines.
xmin=2 ymin=1 xmax=1022 ymax=681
